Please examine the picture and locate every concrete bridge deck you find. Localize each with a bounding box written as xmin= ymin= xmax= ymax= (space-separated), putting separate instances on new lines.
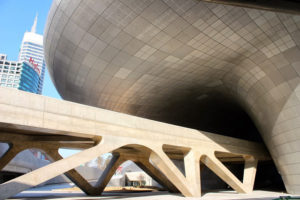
xmin=0 ymin=88 xmax=270 ymax=199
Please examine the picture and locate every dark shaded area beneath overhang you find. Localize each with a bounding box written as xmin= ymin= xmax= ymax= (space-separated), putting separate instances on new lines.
xmin=200 ymin=160 xmax=285 ymax=191
xmin=156 ymin=91 xmax=263 ymax=142
xmin=151 ymin=90 xmax=285 ymax=191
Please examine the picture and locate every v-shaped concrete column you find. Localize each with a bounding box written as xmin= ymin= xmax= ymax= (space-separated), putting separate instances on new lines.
xmin=201 ymin=153 xmax=258 ymax=193
xmin=93 ymin=154 xmax=126 ymax=194
xmin=0 ymin=138 xmax=124 ymax=200
xmin=44 ymin=148 xmax=100 ymax=195
xmin=184 ymin=150 xmax=201 ymax=196
xmin=243 ymin=155 xmax=258 ymax=192
xmin=134 ymin=158 xmax=179 ymax=193
xmin=0 ymin=144 xmax=25 ymax=171
xmin=45 ymin=150 xmax=126 ymax=196
xmin=149 ymin=148 xmax=196 ymax=197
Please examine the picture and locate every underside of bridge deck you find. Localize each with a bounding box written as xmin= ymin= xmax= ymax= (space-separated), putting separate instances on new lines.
xmin=0 ymin=87 xmax=271 ymax=199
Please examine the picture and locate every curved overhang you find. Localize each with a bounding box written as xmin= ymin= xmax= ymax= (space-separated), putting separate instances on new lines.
xmin=200 ymin=0 xmax=300 ymax=15
xmin=44 ymin=0 xmax=300 ymax=194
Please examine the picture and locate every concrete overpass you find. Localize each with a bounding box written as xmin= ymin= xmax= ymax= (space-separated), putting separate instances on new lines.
xmin=43 ymin=0 xmax=300 ymax=195
xmin=0 ymin=87 xmax=269 ymax=199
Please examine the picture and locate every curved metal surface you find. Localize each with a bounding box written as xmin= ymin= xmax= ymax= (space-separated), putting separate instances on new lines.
xmin=44 ymin=0 xmax=300 ymax=193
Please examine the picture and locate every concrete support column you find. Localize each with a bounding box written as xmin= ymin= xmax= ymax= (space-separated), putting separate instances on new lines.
xmin=0 ymin=138 xmax=122 ymax=200
xmin=0 ymin=144 xmax=25 ymax=171
xmin=134 ymin=158 xmax=178 ymax=193
xmin=149 ymin=149 xmax=194 ymax=197
xmin=93 ymin=154 xmax=125 ymax=193
xmin=44 ymin=148 xmax=100 ymax=195
xmin=243 ymin=155 xmax=258 ymax=192
xmin=201 ymin=154 xmax=248 ymax=193
xmin=184 ymin=150 xmax=201 ymax=197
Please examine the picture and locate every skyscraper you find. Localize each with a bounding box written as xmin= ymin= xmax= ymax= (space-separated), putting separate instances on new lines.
xmin=0 ymin=14 xmax=49 ymax=186
xmin=0 ymin=54 xmax=40 ymax=93
xmin=18 ymin=14 xmax=46 ymax=94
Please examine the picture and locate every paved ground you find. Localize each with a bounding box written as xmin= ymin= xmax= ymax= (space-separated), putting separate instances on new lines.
xmin=8 ymin=184 xmax=298 ymax=200
xmin=9 ymin=191 xmax=293 ymax=200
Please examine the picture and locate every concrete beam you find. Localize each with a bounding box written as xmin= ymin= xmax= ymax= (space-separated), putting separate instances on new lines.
xmin=44 ymin=149 xmax=100 ymax=196
xmin=0 ymin=88 xmax=269 ymax=198
xmin=0 ymin=138 xmax=123 ymax=199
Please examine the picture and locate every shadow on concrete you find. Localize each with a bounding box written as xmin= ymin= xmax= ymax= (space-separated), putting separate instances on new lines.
xmin=10 ymin=191 xmax=178 ymax=200
xmin=9 ymin=189 xmax=294 ymax=200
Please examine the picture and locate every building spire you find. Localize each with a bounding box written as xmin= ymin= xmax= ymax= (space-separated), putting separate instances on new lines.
xmin=31 ymin=13 xmax=38 ymax=33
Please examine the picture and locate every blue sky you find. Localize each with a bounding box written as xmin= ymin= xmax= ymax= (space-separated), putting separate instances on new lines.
xmin=0 ymin=0 xmax=119 ymax=162
xmin=0 ymin=0 xmax=61 ymax=99
xmin=0 ymin=0 xmax=79 ymax=157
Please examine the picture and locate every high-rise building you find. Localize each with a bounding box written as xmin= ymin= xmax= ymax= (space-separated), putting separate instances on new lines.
xmin=0 ymin=15 xmax=49 ymax=185
xmin=18 ymin=14 xmax=46 ymax=94
xmin=0 ymin=54 xmax=40 ymax=93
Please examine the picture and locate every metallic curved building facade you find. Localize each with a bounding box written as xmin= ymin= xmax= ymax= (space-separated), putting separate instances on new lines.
xmin=44 ymin=0 xmax=300 ymax=194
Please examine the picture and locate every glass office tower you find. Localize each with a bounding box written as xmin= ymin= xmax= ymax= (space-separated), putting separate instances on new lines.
xmin=18 ymin=14 xmax=46 ymax=94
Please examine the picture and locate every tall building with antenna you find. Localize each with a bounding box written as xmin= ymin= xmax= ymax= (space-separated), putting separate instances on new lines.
xmin=0 ymin=15 xmax=49 ymax=184
xmin=18 ymin=14 xmax=46 ymax=94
